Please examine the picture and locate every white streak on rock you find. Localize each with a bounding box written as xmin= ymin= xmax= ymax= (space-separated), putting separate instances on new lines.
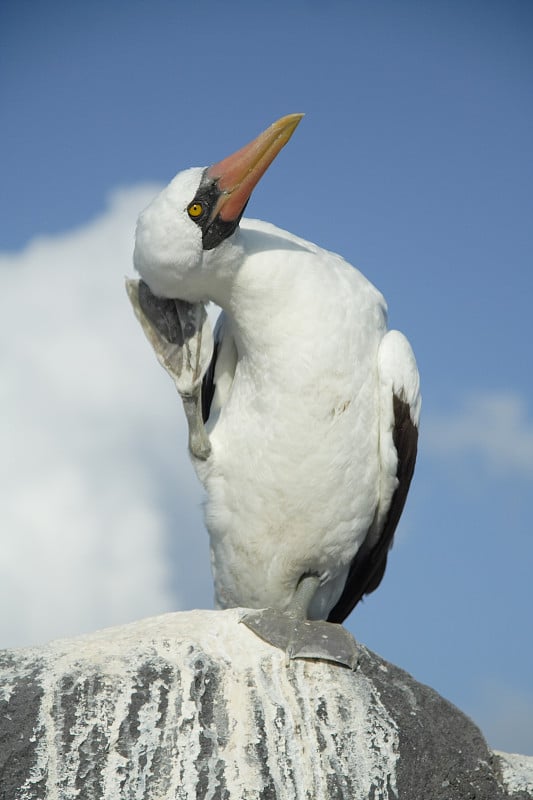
xmin=494 ymin=751 xmax=533 ymax=795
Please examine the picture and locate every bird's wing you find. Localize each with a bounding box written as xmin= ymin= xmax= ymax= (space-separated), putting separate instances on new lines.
xmin=201 ymin=311 xmax=238 ymax=425
xmin=327 ymin=330 xmax=420 ymax=624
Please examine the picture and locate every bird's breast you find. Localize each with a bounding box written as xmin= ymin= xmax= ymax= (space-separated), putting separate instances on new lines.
xmin=197 ymin=338 xmax=382 ymax=611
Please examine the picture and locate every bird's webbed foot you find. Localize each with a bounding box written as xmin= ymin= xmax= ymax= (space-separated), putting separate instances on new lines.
xmin=125 ymin=278 xmax=213 ymax=460
xmin=240 ymin=610 xmax=359 ymax=669
xmin=240 ymin=575 xmax=359 ymax=670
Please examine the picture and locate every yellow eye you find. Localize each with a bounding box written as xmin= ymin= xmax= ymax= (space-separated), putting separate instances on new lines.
xmin=187 ymin=202 xmax=204 ymax=219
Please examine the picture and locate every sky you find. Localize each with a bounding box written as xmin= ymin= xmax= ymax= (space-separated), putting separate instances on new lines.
xmin=1 ymin=0 xmax=532 ymax=755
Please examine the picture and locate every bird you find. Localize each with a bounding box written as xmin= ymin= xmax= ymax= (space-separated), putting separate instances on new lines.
xmin=127 ymin=114 xmax=420 ymax=668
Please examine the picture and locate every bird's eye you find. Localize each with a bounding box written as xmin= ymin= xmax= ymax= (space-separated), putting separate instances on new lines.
xmin=187 ymin=202 xmax=204 ymax=219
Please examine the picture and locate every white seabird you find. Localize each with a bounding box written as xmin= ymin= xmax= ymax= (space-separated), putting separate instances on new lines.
xmin=128 ymin=114 xmax=421 ymax=667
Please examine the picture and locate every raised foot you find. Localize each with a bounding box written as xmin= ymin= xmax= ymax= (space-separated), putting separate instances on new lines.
xmin=240 ymin=609 xmax=359 ymax=670
xmin=125 ymin=279 xmax=213 ymax=395
xmin=125 ymin=278 xmax=213 ymax=460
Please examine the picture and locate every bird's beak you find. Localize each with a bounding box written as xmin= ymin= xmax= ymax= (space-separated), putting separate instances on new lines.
xmin=206 ymin=113 xmax=304 ymax=225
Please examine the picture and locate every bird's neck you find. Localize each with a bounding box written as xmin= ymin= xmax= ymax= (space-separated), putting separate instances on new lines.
xmin=213 ymin=236 xmax=309 ymax=366
xmin=203 ymin=224 xmax=320 ymax=366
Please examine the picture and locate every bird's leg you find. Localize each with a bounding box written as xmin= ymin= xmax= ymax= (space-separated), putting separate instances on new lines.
xmin=290 ymin=574 xmax=322 ymax=618
xmin=180 ymin=393 xmax=211 ymax=461
xmin=240 ymin=574 xmax=359 ymax=670
xmin=125 ymin=279 xmax=213 ymax=460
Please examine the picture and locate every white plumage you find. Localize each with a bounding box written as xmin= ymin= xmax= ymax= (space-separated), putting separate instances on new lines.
xmin=131 ymin=115 xmax=420 ymax=642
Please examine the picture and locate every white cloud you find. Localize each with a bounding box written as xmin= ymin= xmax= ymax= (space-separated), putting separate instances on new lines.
xmin=424 ymin=392 xmax=533 ymax=478
xmin=0 ymin=186 xmax=212 ymax=650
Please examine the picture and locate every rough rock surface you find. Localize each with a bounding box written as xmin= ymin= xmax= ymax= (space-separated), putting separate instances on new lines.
xmin=0 ymin=610 xmax=531 ymax=800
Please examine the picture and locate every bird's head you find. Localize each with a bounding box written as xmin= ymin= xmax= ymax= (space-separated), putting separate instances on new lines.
xmin=134 ymin=113 xmax=303 ymax=302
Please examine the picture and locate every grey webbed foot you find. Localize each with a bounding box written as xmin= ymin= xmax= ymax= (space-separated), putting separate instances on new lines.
xmin=126 ymin=278 xmax=213 ymax=460
xmin=240 ymin=575 xmax=359 ymax=669
xmin=240 ymin=610 xmax=359 ymax=669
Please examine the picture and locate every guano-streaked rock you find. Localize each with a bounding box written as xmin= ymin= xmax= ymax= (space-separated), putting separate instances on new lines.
xmin=0 ymin=609 xmax=531 ymax=799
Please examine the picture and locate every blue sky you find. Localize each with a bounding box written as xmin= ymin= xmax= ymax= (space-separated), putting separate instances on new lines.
xmin=1 ymin=0 xmax=532 ymax=754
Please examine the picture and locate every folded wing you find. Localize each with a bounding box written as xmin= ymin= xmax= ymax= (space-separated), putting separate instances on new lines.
xmin=328 ymin=330 xmax=421 ymax=623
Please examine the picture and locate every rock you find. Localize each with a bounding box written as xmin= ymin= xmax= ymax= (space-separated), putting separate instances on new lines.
xmin=0 ymin=609 xmax=531 ymax=800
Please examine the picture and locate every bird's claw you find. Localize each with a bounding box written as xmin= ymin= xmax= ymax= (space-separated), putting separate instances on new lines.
xmin=240 ymin=609 xmax=359 ymax=670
